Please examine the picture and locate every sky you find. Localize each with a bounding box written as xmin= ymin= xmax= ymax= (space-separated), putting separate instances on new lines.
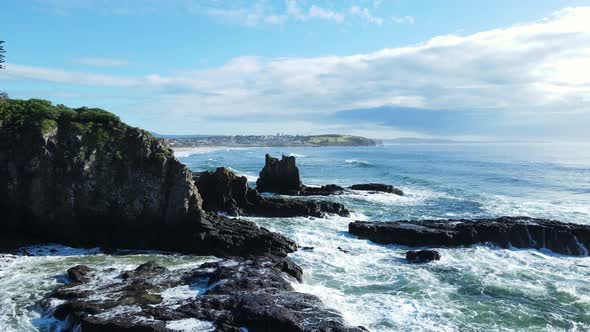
xmin=1 ymin=0 xmax=590 ymax=140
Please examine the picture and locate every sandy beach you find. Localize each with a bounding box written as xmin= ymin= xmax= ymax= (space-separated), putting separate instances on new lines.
xmin=172 ymin=146 xmax=250 ymax=157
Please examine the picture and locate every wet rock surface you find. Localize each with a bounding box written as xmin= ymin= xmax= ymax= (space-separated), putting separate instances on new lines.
xmin=47 ymin=258 xmax=367 ymax=332
xmin=195 ymin=167 xmax=349 ymax=218
xmin=349 ymin=183 xmax=404 ymax=196
xmin=349 ymin=217 xmax=590 ymax=256
xmin=406 ymin=250 xmax=441 ymax=263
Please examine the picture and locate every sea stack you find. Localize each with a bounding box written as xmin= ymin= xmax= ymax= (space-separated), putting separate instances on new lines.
xmin=256 ymin=153 xmax=303 ymax=194
xmin=195 ymin=167 xmax=349 ymax=217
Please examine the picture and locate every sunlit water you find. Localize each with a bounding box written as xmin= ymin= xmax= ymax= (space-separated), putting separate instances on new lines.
xmin=2 ymin=143 xmax=590 ymax=331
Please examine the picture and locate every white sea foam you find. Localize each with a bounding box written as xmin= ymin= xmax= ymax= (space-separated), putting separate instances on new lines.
xmin=167 ymin=318 xmax=215 ymax=331
xmin=288 ymin=153 xmax=306 ymax=158
xmin=482 ymin=194 xmax=590 ymax=225
xmin=343 ymin=187 xmax=453 ymax=206
xmin=345 ymin=159 xmax=371 ymax=166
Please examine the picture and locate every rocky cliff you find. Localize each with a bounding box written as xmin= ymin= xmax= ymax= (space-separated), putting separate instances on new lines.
xmin=0 ymin=99 xmax=295 ymax=256
xmin=195 ymin=167 xmax=349 ymax=217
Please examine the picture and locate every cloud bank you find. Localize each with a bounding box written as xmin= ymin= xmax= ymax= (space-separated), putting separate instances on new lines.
xmin=2 ymin=6 xmax=590 ymax=138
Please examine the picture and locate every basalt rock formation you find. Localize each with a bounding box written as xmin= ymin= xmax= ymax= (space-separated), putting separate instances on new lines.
xmin=0 ymin=99 xmax=295 ymax=257
xmin=256 ymin=154 xmax=303 ymax=194
xmin=46 ymin=258 xmax=367 ymax=332
xmin=195 ymin=167 xmax=349 ymax=217
xmin=349 ymin=183 xmax=404 ymax=195
xmin=256 ymin=153 xmax=403 ymax=196
xmin=406 ymin=250 xmax=441 ymax=263
xmin=349 ymin=217 xmax=590 ymax=256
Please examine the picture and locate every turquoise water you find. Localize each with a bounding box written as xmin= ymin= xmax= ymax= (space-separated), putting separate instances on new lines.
xmin=1 ymin=143 xmax=589 ymax=331
xmin=177 ymin=143 xmax=590 ymax=331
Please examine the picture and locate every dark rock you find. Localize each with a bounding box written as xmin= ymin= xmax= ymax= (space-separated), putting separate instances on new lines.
xmin=300 ymin=246 xmax=314 ymax=251
xmin=349 ymin=217 xmax=590 ymax=256
xmin=350 ymin=183 xmax=404 ymax=196
xmin=299 ymin=184 xmax=346 ymax=196
xmin=121 ymin=261 xmax=167 ymax=280
xmin=254 ymin=154 xmax=402 ymax=198
xmin=194 ymin=167 xmax=254 ymax=215
xmin=251 ymin=196 xmax=350 ymax=218
xmin=196 ymin=167 xmax=349 ymax=218
xmin=406 ymin=250 xmax=440 ymax=263
xmin=256 ymin=154 xmax=303 ymax=194
xmin=67 ymin=265 xmax=91 ymax=283
xmin=46 ymin=258 xmax=365 ymax=332
xmin=337 ymin=246 xmax=350 ymax=254
xmin=0 ymin=99 xmax=296 ymax=258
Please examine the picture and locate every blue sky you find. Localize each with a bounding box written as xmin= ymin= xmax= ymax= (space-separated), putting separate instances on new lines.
xmin=1 ymin=0 xmax=590 ymax=140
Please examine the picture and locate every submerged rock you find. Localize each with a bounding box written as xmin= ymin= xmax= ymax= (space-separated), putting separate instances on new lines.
xmin=349 ymin=183 xmax=404 ymax=196
xmin=0 ymin=99 xmax=295 ymax=257
xmin=67 ymin=265 xmax=92 ymax=283
xmin=406 ymin=250 xmax=440 ymax=263
xmin=349 ymin=217 xmax=590 ymax=256
xmin=196 ymin=167 xmax=349 ymax=217
xmin=47 ymin=258 xmax=366 ymax=332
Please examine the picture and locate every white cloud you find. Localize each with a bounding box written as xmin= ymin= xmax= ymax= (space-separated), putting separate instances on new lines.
xmin=308 ymin=5 xmax=345 ymax=23
xmin=74 ymin=57 xmax=130 ymax=67
xmin=349 ymin=5 xmax=384 ymax=25
xmin=3 ymin=7 xmax=590 ymax=138
xmin=392 ymin=16 xmax=415 ymax=24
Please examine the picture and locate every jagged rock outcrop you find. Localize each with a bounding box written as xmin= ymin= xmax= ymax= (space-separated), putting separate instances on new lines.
xmin=349 ymin=217 xmax=590 ymax=256
xmin=406 ymin=250 xmax=440 ymax=263
xmin=0 ymin=99 xmax=295 ymax=257
xmin=256 ymin=153 xmax=403 ymax=196
xmin=47 ymin=258 xmax=367 ymax=332
xmin=256 ymin=154 xmax=303 ymax=194
xmin=349 ymin=183 xmax=404 ymax=196
xmin=195 ymin=167 xmax=349 ymax=217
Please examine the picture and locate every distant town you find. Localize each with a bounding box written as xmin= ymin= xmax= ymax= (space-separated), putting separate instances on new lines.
xmin=157 ymin=133 xmax=378 ymax=147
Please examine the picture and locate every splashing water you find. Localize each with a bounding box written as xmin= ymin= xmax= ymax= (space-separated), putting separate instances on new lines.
xmin=2 ymin=143 xmax=590 ymax=331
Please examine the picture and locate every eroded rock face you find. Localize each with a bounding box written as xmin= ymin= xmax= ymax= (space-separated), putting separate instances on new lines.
xmin=256 ymin=154 xmax=303 ymax=194
xmin=196 ymin=167 xmax=349 ymax=218
xmin=0 ymin=101 xmax=295 ymax=257
xmin=349 ymin=217 xmax=590 ymax=256
xmin=47 ymin=259 xmax=367 ymax=332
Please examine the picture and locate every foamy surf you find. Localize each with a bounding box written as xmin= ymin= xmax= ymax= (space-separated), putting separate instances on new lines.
xmin=345 ymin=159 xmax=373 ymax=167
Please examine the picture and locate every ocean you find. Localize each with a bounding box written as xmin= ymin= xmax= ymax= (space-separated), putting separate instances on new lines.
xmin=2 ymin=143 xmax=590 ymax=331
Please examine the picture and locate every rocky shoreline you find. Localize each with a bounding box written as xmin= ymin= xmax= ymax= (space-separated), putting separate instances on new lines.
xmin=2 ymin=99 xmax=589 ymax=331
xmin=45 ymin=258 xmax=366 ymax=332
xmin=349 ymin=217 xmax=590 ymax=256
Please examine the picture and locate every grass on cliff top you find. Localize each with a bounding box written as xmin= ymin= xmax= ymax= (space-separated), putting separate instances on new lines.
xmin=0 ymin=98 xmax=173 ymax=161
xmin=0 ymin=98 xmax=122 ymax=131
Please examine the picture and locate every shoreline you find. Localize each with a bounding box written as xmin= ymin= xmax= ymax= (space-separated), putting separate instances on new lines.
xmin=172 ymin=146 xmax=251 ymax=157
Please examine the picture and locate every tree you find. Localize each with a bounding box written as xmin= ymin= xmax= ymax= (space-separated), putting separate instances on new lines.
xmin=0 ymin=41 xmax=6 ymax=100
xmin=0 ymin=40 xmax=5 ymax=69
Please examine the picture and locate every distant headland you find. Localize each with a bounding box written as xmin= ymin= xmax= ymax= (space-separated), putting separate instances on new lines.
xmin=156 ymin=133 xmax=378 ymax=147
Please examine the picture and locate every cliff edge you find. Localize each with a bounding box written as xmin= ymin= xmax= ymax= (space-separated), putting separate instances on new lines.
xmin=0 ymin=99 xmax=295 ymax=256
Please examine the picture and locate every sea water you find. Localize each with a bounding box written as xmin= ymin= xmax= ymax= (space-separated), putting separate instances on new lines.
xmin=1 ymin=143 xmax=589 ymax=331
